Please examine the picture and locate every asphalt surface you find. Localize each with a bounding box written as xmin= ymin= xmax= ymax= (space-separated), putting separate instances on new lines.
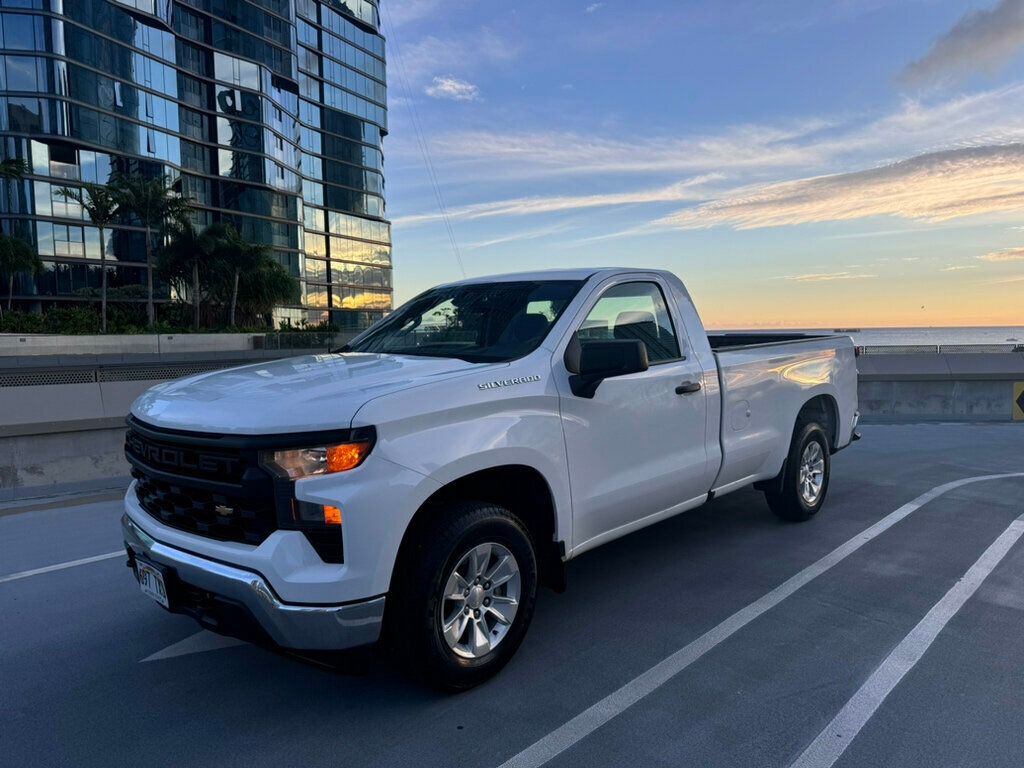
xmin=2 ymin=424 xmax=1023 ymax=768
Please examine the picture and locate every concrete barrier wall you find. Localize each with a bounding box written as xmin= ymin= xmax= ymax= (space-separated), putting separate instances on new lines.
xmin=0 ymin=333 xmax=259 ymax=357
xmin=0 ymin=377 xmax=157 ymax=501
xmin=856 ymin=351 xmax=1024 ymax=423
xmin=858 ymin=380 xmax=1017 ymax=422
xmin=0 ymin=349 xmax=313 ymax=500
xmin=1 ymin=350 xmax=1021 ymax=500
xmin=0 ymin=426 xmax=129 ymax=501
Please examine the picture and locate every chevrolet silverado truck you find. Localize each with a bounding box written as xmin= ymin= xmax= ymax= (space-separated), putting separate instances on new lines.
xmin=122 ymin=268 xmax=860 ymax=688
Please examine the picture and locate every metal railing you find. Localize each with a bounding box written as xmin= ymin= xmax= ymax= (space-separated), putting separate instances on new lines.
xmin=857 ymin=345 xmax=939 ymax=355
xmin=257 ymin=331 xmax=344 ymax=351
xmin=857 ymin=344 xmax=1024 ymax=355
xmin=0 ymin=361 xmax=239 ymax=388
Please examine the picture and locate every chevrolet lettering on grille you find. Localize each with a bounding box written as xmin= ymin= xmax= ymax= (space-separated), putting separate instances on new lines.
xmin=126 ymin=433 xmax=240 ymax=476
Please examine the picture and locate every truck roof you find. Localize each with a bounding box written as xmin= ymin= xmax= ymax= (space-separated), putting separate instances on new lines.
xmin=440 ymin=267 xmax=663 ymax=287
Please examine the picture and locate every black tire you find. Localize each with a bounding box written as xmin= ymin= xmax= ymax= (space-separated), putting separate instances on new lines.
xmin=765 ymin=422 xmax=831 ymax=522
xmin=390 ymin=500 xmax=538 ymax=691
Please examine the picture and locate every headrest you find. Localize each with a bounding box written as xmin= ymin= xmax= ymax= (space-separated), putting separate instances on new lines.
xmin=614 ymin=311 xmax=657 ymax=329
xmin=506 ymin=312 xmax=549 ymax=342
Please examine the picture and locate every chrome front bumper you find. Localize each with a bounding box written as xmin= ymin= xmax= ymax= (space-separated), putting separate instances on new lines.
xmin=122 ymin=514 xmax=385 ymax=651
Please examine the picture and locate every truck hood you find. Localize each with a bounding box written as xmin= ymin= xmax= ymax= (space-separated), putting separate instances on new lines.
xmin=131 ymin=353 xmax=483 ymax=434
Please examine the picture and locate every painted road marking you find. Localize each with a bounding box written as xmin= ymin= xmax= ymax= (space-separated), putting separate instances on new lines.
xmin=1013 ymin=382 xmax=1024 ymax=421
xmin=0 ymin=490 xmax=125 ymax=518
xmin=790 ymin=512 xmax=1024 ymax=768
xmin=141 ymin=630 xmax=247 ymax=663
xmin=496 ymin=472 xmax=1024 ymax=768
xmin=0 ymin=551 xmax=123 ymax=584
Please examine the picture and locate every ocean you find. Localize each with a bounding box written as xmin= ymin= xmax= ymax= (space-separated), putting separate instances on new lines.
xmin=718 ymin=327 xmax=1024 ymax=346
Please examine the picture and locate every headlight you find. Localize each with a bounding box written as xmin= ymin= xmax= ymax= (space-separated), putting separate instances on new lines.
xmin=262 ymin=442 xmax=372 ymax=480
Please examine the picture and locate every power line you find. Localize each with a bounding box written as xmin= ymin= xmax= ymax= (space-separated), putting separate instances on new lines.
xmin=380 ymin=4 xmax=467 ymax=279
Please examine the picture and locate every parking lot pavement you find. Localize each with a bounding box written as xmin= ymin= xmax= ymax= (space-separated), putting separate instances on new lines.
xmin=1 ymin=425 xmax=1023 ymax=768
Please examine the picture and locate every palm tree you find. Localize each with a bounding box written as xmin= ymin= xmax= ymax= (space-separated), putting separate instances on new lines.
xmin=0 ymin=157 xmax=29 ymax=236
xmin=56 ymin=183 xmax=119 ymax=333
xmin=0 ymin=234 xmax=41 ymax=317
xmin=160 ymin=222 xmax=231 ymax=331
xmin=0 ymin=158 xmax=29 ymax=181
xmin=214 ymin=226 xmax=269 ymax=327
xmin=238 ymin=255 xmax=300 ymax=328
xmin=113 ymin=174 xmax=191 ymax=327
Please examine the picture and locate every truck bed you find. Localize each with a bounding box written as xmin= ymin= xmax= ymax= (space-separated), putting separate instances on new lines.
xmin=709 ymin=334 xmax=858 ymax=495
xmin=707 ymin=332 xmax=842 ymax=351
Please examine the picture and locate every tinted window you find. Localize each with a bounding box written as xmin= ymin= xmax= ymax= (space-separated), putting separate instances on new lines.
xmin=579 ymin=282 xmax=682 ymax=363
xmin=348 ymin=281 xmax=583 ymax=363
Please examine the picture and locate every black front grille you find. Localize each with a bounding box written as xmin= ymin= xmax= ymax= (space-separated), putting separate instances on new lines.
xmin=125 ymin=418 xmax=278 ymax=547
xmin=132 ymin=469 xmax=276 ymax=545
xmin=124 ymin=417 xmax=368 ymax=563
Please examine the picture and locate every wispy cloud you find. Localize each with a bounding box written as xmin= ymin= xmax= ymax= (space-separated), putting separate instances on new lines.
xmin=397 ymin=29 xmax=518 ymax=84
xmin=425 ymin=76 xmax=480 ymax=101
xmin=385 ymin=0 xmax=470 ymax=27
xmin=656 ymin=143 xmax=1024 ymax=231
xmin=392 ymin=176 xmax=719 ymax=228
xmin=824 ymin=227 xmax=928 ymax=240
xmin=465 ymin=222 xmax=579 ymax=250
xmin=393 ymin=84 xmax=1024 ymax=239
xmin=586 ymin=2 xmax=605 ymax=12
xmin=775 ymin=272 xmax=879 ymax=282
xmin=423 ymin=120 xmax=834 ymax=178
xmin=978 ymin=246 xmax=1024 ymax=261
xmin=901 ymin=0 xmax=1024 ymax=87
xmin=409 ymin=84 xmax=1024 ymax=180
xmin=941 ymin=264 xmax=980 ymax=271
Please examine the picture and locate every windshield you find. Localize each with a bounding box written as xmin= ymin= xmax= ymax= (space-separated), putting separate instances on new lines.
xmin=347 ymin=280 xmax=584 ymax=363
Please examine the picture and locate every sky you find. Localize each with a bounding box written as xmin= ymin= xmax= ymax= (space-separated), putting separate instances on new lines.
xmin=379 ymin=0 xmax=1024 ymax=328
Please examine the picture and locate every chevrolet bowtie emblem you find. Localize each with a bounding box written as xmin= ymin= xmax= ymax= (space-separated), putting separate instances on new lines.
xmin=214 ymin=504 xmax=235 ymax=517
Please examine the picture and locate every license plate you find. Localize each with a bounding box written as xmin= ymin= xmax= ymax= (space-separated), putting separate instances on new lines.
xmin=137 ymin=561 xmax=170 ymax=609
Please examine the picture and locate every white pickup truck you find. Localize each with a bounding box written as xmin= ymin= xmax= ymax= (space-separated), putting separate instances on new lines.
xmin=122 ymin=268 xmax=859 ymax=688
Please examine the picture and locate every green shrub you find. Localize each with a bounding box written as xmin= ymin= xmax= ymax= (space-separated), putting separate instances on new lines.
xmin=44 ymin=307 xmax=102 ymax=335
xmin=0 ymin=301 xmax=343 ymax=336
xmin=0 ymin=310 xmax=45 ymax=333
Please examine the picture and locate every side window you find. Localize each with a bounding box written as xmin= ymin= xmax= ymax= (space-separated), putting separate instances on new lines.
xmin=579 ymin=282 xmax=683 ymax=363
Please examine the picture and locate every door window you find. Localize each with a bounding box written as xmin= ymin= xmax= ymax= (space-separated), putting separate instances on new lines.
xmin=579 ymin=282 xmax=682 ymax=363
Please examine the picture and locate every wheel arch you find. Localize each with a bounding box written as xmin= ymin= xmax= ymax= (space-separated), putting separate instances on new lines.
xmin=389 ymin=464 xmax=566 ymax=598
xmin=796 ymin=393 xmax=840 ymax=451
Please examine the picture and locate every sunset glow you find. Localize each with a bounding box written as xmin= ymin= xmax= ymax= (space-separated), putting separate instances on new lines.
xmin=384 ymin=0 xmax=1024 ymax=327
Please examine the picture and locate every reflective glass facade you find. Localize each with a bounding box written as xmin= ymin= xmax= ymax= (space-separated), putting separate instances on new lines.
xmin=0 ymin=0 xmax=391 ymax=329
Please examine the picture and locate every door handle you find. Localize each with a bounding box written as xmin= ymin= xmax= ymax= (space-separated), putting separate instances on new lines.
xmin=675 ymin=380 xmax=702 ymax=395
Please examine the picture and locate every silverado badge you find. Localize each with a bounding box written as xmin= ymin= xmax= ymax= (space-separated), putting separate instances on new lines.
xmin=478 ymin=374 xmax=542 ymax=391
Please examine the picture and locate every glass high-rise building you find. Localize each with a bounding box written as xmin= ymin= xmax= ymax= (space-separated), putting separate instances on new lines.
xmin=0 ymin=0 xmax=391 ymax=330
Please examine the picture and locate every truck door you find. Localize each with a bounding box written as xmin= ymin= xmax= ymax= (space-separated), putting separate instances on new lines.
xmin=557 ymin=278 xmax=711 ymax=550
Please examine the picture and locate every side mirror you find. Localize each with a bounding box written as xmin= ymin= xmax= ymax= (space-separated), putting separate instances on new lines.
xmin=566 ymin=339 xmax=649 ymax=398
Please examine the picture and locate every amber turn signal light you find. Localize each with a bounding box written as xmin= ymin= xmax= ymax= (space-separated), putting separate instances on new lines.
xmin=326 ymin=442 xmax=372 ymax=473
xmin=293 ymin=500 xmax=343 ymax=526
xmin=323 ymin=505 xmax=342 ymax=525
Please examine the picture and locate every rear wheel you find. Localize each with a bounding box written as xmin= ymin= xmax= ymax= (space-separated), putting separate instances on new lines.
xmin=392 ymin=501 xmax=538 ymax=690
xmin=765 ymin=422 xmax=831 ymax=522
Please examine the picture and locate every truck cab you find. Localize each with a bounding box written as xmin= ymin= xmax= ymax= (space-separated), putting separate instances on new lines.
xmin=123 ymin=268 xmax=859 ymax=688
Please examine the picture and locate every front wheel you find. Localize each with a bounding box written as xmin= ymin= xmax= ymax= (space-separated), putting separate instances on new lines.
xmin=765 ymin=422 xmax=831 ymax=522
xmin=393 ymin=501 xmax=538 ymax=690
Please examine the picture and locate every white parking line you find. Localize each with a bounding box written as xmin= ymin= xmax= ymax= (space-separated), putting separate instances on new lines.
xmin=790 ymin=512 xmax=1024 ymax=768
xmin=141 ymin=630 xmax=247 ymax=663
xmin=497 ymin=472 xmax=1024 ymax=768
xmin=0 ymin=551 xmax=124 ymax=584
